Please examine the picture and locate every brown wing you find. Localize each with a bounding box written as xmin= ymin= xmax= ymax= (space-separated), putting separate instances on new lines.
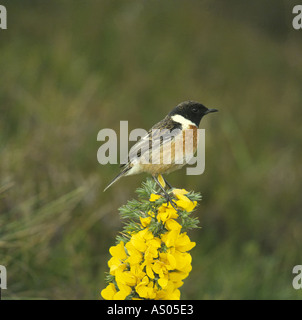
xmin=120 ymin=117 xmax=182 ymax=167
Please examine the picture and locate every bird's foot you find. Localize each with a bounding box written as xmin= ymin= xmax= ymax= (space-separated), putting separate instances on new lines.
xmin=163 ymin=193 xmax=178 ymax=211
xmin=155 ymin=191 xmax=178 ymax=210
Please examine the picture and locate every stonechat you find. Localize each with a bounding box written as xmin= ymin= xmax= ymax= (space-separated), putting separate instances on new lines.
xmin=104 ymin=100 xmax=218 ymax=207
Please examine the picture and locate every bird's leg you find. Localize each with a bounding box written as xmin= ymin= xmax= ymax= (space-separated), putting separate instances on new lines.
xmin=153 ymin=175 xmax=177 ymax=210
xmin=162 ymin=176 xmax=194 ymax=204
xmin=163 ymin=177 xmax=173 ymax=190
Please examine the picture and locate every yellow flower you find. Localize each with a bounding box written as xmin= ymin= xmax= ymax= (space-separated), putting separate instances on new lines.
xmin=101 ymin=283 xmax=117 ymax=300
xmin=148 ymin=210 xmax=155 ymax=217
xmin=175 ymin=232 xmax=196 ymax=252
xmin=130 ymin=264 xmax=146 ymax=281
xmin=114 ymin=268 xmax=137 ymax=299
xmin=145 ymin=238 xmax=161 ymax=259
xmin=173 ymin=189 xmax=197 ymax=212
xmin=153 ymin=252 xmax=177 ymax=289
xmin=162 ymin=229 xmax=195 ymax=254
xmin=109 ymin=241 xmax=127 ymax=260
xmin=172 ymin=188 xmax=189 ymax=196
xmin=160 ymin=252 xmax=177 ymax=270
xmin=158 ymin=275 xmax=169 ymax=289
xmin=157 ymin=203 xmax=178 ymax=223
xmin=165 ymin=219 xmax=182 ymax=231
xmin=161 ymin=229 xmax=180 ymax=248
xmin=149 ymin=194 xmax=161 ymax=202
xmin=169 ymin=270 xmax=189 ymax=285
xmin=102 ymin=182 xmax=201 ymax=300
xmin=155 ymin=281 xmax=181 ymax=300
xmin=143 ymin=259 xmax=154 ymax=279
xmin=177 ymin=195 xmax=197 ymax=212
xmin=152 ymin=259 xmax=169 ymax=289
xmin=101 ymin=281 xmax=132 ymax=300
xmin=171 ymin=250 xmax=192 ymax=272
xmin=108 ymin=256 xmax=127 ymax=275
xmin=135 ymin=276 xmax=156 ymax=299
xmin=140 ymin=216 xmax=152 ymax=227
xmin=113 ymin=284 xmax=132 ymax=300
xmin=108 ymin=241 xmax=128 ymax=275
xmin=142 ymin=237 xmax=161 ymax=279
xmin=115 ymin=268 xmax=137 ymax=287
xmin=125 ymin=241 xmax=143 ymax=265
xmin=129 ymin=228 xmax=154 ymax=252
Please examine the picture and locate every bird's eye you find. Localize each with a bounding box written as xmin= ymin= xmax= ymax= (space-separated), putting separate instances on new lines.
xmin=192 ymin=107 xmax=199 ymax=113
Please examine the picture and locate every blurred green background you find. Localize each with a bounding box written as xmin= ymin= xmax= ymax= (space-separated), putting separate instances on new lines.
xmin=1 ymin=0 xmax=302 ymax=300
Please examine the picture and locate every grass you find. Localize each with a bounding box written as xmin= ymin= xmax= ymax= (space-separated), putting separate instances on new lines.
xmin=0 ymin=0 xmax=302 ymax=299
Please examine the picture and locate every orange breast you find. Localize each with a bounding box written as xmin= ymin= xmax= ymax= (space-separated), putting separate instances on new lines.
xmin=134 ymin=125 xmax=198 ymax=175
xmin=185 ymin=125 xmax=198 ymax=153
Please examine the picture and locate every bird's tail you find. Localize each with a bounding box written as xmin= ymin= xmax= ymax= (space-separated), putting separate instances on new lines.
xmin=103 ymin=166 xmax=131 ymax=192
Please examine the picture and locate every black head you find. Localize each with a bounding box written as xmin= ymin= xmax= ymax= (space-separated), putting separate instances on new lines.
xmin=169 ymin=101 xmax=218 ymax=127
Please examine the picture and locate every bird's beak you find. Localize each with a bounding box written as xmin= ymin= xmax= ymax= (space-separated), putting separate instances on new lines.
xmin=205 ymin=108 xmax=218 ymax=114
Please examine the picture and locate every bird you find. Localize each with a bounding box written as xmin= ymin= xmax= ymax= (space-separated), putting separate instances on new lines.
xmin=104 ymin=100 xmax=218 ymax=207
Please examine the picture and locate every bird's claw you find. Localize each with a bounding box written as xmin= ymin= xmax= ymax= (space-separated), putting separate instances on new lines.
xmin=164 ymin=194 xmax=178 ymax=211
xmin=155 ymin=191 xmax=178 ymax=210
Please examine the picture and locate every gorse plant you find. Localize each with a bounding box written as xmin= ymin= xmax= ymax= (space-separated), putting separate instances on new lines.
xmin=101 ymin=178 xmax=201 ymax=300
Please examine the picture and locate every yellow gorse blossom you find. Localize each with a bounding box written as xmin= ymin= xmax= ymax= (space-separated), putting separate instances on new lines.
xmin=101 ymin=179 xmax=200 ymax=300
xmin=173 ymin=188 xmax=198 ymax=212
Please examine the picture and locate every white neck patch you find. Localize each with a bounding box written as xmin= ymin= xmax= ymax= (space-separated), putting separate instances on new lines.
xmin=171 ymin=114 xmax=196 ymax=129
